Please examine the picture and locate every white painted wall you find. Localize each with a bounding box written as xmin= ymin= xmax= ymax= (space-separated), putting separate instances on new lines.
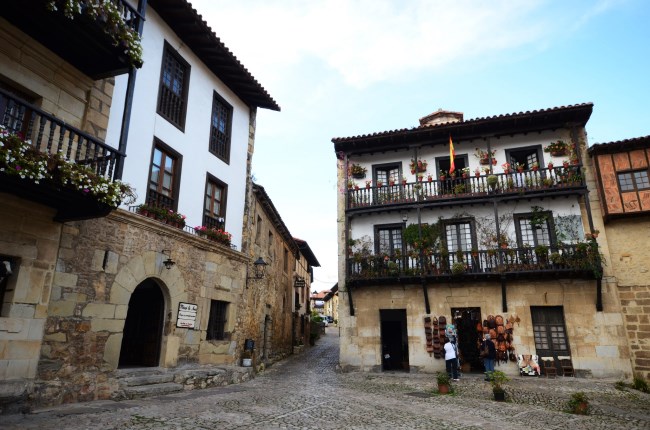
xmin=107 ymin=7 xmax=251 ymax=249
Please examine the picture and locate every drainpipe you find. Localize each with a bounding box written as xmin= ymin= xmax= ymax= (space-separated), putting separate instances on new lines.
xmin=114 ymin=0 xmax=147 ymax=180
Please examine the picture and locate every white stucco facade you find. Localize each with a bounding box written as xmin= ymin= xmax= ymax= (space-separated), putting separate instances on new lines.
xmin=107 ymin=6 xmax=251 ymax=249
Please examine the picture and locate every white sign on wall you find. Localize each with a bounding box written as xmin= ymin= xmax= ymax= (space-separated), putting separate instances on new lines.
xmin=176 ymin=302 xmax=198 ymax=329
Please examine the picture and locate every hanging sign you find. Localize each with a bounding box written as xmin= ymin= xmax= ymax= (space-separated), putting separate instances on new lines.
xmin=176 ymin=302 xmax=198 ymax=329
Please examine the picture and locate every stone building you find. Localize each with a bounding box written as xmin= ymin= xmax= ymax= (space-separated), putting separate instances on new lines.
xmin=0 ymin=0 xmax=291 ymax=412
xmin=239 ymin=184 xmax=320 ymax=364
xmin=588 ymin=136 xmax=650 ymax=379
xmin=333 ymin=105 xmax=632 ymax=378
xmin=324 ymin=284 xmax=339 ymax=324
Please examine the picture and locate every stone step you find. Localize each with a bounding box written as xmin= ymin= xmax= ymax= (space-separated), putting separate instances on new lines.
xmin=114 ymin=367 xmax=164 ymax=378
xmin=123 ymin=382 xmax=184 ymax=399
xmin=121 ymin=374 xmax=175 ymax=387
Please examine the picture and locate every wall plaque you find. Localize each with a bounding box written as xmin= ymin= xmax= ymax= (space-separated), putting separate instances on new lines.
xmin=176 ymin=302 xmax=198 ymax=329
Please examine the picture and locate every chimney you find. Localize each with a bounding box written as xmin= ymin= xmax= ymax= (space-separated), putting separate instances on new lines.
xmin=419 ymin=109 xmax=463 ymax=126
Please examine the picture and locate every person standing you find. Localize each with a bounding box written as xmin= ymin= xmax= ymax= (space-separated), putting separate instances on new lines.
xmin=481 ymin=334 xmax=497 ymax=381
xmin=444 ymin=337 xmax=460 ymax=381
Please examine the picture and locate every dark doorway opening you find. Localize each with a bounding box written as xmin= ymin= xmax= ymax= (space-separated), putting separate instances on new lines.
xmin=118 ymin=279 xmax=164 ymax=368
xmin=452 ymin=307 xmax=483 ymax=373
xmin=380 ymin=309 xmax=409 ymax=371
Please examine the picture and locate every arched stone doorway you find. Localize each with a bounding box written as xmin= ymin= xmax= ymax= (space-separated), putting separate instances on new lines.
xmin=118 ymin=279 xmax=165 ymax=367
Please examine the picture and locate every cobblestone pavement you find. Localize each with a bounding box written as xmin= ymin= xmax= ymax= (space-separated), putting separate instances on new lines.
xmin=2 ymin=327 xmax=649 ymax=429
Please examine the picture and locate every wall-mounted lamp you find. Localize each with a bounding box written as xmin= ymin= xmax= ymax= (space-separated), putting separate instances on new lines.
xmin=248 ymin=257 xmax=268 ymax=280
xmin=402 ymin=212 xmax=408 ymax=223
xmin=162 ymin=250 xmax=176 ymax=270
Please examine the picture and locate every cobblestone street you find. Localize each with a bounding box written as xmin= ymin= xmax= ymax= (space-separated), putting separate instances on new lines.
xmin=2 ymin=327 xmax=649 ymax=429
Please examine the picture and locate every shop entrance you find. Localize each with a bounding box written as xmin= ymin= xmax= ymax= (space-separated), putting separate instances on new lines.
xmin=451 ymin=307 xmax=483 ymax=373
xmin=380 ymin=309 xmax=409 ymax=371
xmin=118 ymin=279 xmax=164 ymax=368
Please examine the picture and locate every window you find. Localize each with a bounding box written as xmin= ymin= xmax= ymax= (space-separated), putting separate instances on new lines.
xmin=0 ymin=257 xmax=15 ymax=317
xmin=157 ymin=43 xmax=190 ymax=129
xmin=0 ymin=82 xmax=35 ymax=137
xmin=618 ymin=170 xmax=650 ymax=192
xmin=209 ymin=92 xmax=232 ymax=162
xmin=374 ymin=164 xmax=401 ymax=185
xmin=147 ymin=143 xmax=180 ymax=210
xmin=268 ymin=231 xmax=274 ymax=258
xmin=283 ymin=248 xmax=289 ymax=273
xmin=506 ymin=145 xmax=543 ymax=171
xmin=206 ymin=300 xmax=228 ymax=340
xmin=531 ymin=306 xmax=569 ymax=355
xmin=514 ymin=212 xmax=555 ymax=248
xmin=375 ymin=224 xmax=403 ymax=256
xmin=444 ymin=220 xmax=475 ymax=252
xmin=204 ymin=176 xmax=227 ymax=229
xmin=255 ymin=216 xmax=263 ymax=244
xmin=436 ymin=154 xmax=470 ymax=177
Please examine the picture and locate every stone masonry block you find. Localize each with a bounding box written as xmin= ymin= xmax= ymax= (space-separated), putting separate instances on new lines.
xmin=82 ymin=303 xmax=116 ymax=319
xmin=91 ymin=318 xmax=124 ymax=333
xmin=53 ymin=271 xmax=78 ymax=288
xmin=47 ymin=300 xmax=77 ymax=317
xmin=596 ymin=345 xmax=620 ymax=358
xmin=114 ymin=305 xmax=128 ymax=319
xmin=103 ymin=333 xmax=123 ymax=369
xmin=8 ymin=304 xmax=35 ymax=319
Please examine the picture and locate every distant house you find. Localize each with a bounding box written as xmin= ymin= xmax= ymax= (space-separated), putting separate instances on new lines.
xmin=334 ymin=105 xmax=631 ymax=377
xmin=588 ymin=135 xmax=650 ymax=379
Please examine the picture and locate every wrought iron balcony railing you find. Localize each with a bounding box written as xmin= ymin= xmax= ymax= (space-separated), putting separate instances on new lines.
xmin=347 ymin=243 xmax=601 ymax=282
xmin=347 ymin=167 xmax=585 ymax=210
xmin=0 ymin=88 xmax=124 ymax=181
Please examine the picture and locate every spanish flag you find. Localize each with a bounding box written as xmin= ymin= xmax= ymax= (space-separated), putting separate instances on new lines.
xmin=448 ymin=135 xmax=456 ymax=174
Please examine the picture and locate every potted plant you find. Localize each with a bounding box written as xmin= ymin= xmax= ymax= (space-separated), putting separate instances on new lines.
xmin=436 ymin=371 xmax=452 ymax=394
xmin=565 ymin=392 xmax=589 ymax=415
xmin=542 ymin=177 xmax=554 ymax=187
xmin=487 ymin=175 xmax=498 ymax=190
xmin=349 ymin=163 xmax=367 ymax=178
xmin=549 ymin=252 xmax=563 ymax=267
xmin=474 ymin=148 xmax=497 ymax=165
xmin=427 ymin=173 xmax=433 ymax=182
xmin=474 ymin=167 xmax=481 ymax=177
xmin=347 ymin=179 xmax=354 ymax=189
xmin=534 ymin=244 xmax=549 ymax=263
xmin=461 ymin=167 xmax=471 ymax=179
xmin=501 ymin=162 xmax=511 ymax=174
xmin=439 ymin=170 xmax=447 ymax=181
xmin=544 ymin=140 xmax=570 ymax=156
xmin=515 ymin=162 xmax=525 ymax=173
xmin=487 ymin=370 xmax=509 ymax=401
xmin=410 ymin=158 xmax=428 ymax=174
xmin=365 ymin=180 xmax=372 ymax=189
xmin=451 ymin=261 xmax=466 ymax=275
xmin=548 ymin=161 xmax=554 ymax=170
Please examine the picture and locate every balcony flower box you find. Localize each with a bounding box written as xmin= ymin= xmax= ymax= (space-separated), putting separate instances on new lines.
xmin=349 ymin=163 xmax=367 ymax=179
xmin=544 ymin=140 xmax=570 ymax=157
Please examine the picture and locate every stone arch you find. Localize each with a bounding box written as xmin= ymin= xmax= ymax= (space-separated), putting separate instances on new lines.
xmin=103 ymin=251 xmax=188 ymax=370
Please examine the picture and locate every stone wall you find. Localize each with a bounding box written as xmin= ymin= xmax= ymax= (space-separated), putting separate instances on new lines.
xmin=338 ymin=278 xmax=632 ymax=378
xmin=0 ymin=17 xmax=112 ymax=137
xmin=33 ymin=210 xmax=248 ymax=407
xmin=0 ymin=195 xmax=61 ymax=412
xmin=603 ymin=218 xmax=650 ymax=379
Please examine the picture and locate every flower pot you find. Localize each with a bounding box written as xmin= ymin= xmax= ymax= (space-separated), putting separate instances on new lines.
xmin=462 ymin=173 xmax=468 ymax=179
xmin=548 ymin=163 xmax=554 ymax=170
xmin=242 ymin=358 xmax=252 ymax=367
xmin=532 ymin=166 xmax=539 ymax=172
xmin=574 ymin=401 xmax=588 ymax=414
xmin=475 ymin=172 xmax=480 ymax=177
xmin=480 ymin=158 xmax=489 ymax=165
xmin=493 ymin=390 xmax=506 ymax=401
xmin=427 ymin=177 xmax=433 ymax=182
xmin=439 ymin=175 xmax=446 ymax=181
xmin=438 ymin=383 xmax=450 ymax=394
xmin=517 ymin=168 xmax=524 ymax=173
xmin=550 ymin=150 xmax=567 ymax=157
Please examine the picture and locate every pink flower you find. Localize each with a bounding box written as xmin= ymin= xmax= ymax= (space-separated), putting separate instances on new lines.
xmin=15 ymin=165 xmax=21 ymax=171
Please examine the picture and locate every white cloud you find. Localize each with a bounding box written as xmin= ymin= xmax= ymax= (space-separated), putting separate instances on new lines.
xmin=191 ymin=0 xmax=556 ymax=89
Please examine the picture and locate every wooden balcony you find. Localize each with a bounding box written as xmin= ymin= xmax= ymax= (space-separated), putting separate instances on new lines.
xmin=346 ymin=167 xmax=585 ymax=212
xmin=0 ymin=89 xmax=126 ymax=221
xmin=347 ymin=244 xmax=601 ymax=286
xmin=1 ymin=0 xmax=143 ymax=78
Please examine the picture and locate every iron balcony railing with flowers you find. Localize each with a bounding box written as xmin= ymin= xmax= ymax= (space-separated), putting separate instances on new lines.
xmin=347 ymin=243 xmax=602 ymax=283
xmin=347 ymin=166 xmax=585 ymax=210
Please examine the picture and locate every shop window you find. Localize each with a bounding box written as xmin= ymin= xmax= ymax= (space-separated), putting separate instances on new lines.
xmin=618 ymin=170 xmax=649 ymax=192
xmin=203 ymin=175 xmax=226 ymax=229
xmin=157 ymin=42 xmax=190 ymax=130
xmin=206 ymin=300 xmax=228 ymax=340
xmin=209 ymin=92 xmax=232 ymax=163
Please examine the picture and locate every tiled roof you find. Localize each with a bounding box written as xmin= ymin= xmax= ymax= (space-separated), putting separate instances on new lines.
xmin=149 ymin=0 xmax=280 ymax=111
xmin=588 ymin=135 xmax=650 ymax=155
xmin=333 ymin=103 xmax=593 ymax=155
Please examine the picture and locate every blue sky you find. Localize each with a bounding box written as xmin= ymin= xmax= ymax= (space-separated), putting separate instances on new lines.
xmin=192 ymin=0 xmax=650 ymax=292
